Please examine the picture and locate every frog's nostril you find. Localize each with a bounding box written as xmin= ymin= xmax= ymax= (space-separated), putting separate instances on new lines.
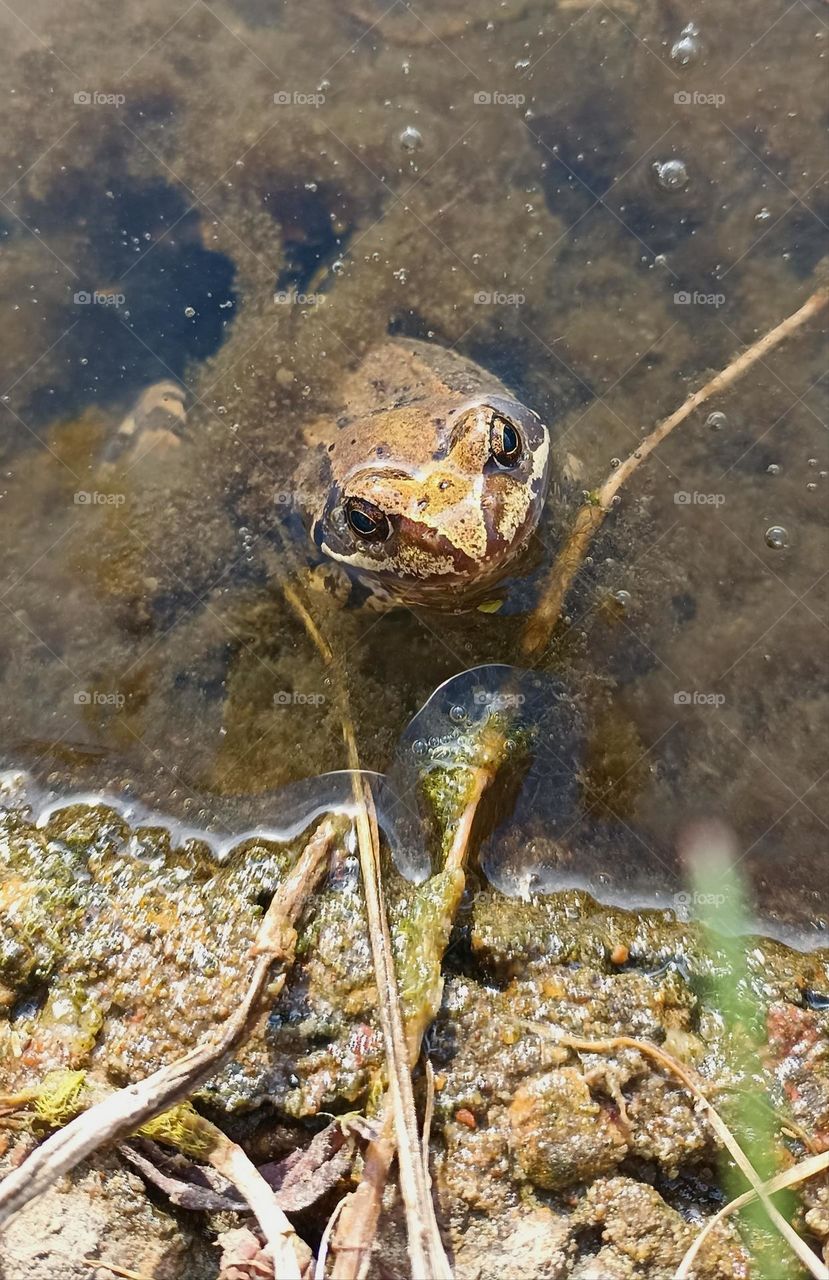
xmin=437 ymin=479 xmax=451 ymax=491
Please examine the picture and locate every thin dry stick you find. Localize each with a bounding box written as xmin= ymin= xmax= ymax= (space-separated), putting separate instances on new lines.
xmin=0 ymin=818 xmax=336 ymax=1267
xmin=421 ymin=1058 xmax=436 ymax=1184
xmin=315 ymin=1195 xmax=348 ymax=1280
xmin=538 ymin=1030 xmax=829 ymax=1280
xmin=82 ymin=1261 xmax=153 ymax=1280
xmin=205 ymin=1123 xmax=310 ymax=1280
xmin=344 ymin=759 xmax=452 ymax=1280
xmin=282 ymin=581 xmax=335 ymax=665
xmin=522 ymin=284 xmax=829 ymax=657
xmin=330 ymin=763 xmax=497 ymax=1280
xmin=675 ymin=1150 xmax=829 ymax=1279
xmin=281 ymin=578 xmax=450 ymax=1279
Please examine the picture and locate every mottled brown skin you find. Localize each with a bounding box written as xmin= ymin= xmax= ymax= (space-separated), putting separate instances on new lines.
xmin=106 ymin=339 xmax=551 ymax=611
xmin=298 ymin=338 xmax=551 ymax=608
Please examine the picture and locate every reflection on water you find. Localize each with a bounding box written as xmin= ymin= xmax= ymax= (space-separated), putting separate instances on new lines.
xmin=0 ymin=0 xmax=826 ymax=940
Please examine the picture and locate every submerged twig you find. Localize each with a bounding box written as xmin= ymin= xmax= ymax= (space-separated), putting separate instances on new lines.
xmin=522 ymin=283 xmax=829 ymax=657
xmin=281 ymin=554 xmax=453 ymax=1278
xmin=521 ymin=1026 xmax=829 ymax=1280
xmin=0 ymin=818 xmax=336 ymax=1276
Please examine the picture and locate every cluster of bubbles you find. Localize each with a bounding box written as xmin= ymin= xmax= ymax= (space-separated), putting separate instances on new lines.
xmin=671 ymin=23 xmax=701 ymax=66
xmin=398 ymin=666 xmax=569 ymax=787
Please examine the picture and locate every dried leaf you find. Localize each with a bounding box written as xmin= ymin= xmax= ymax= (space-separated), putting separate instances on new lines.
xmin=259 ymin=1122 xmax=355 ymax=1211
xmin=120 ymin=1140 xmax=245 ymax=1213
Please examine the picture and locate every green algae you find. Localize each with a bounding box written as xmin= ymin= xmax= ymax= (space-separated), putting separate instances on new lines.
xmin=31 ymin=1069 xmax=87 ymax=1128
xmin=139 ymin=1102 xmax=219 ymax=1159
xmin=15 ymin=1068 xmax=219 ymax=1160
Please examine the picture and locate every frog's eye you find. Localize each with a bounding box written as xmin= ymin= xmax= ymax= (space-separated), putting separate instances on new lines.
xmin=344 ymin=497 xmax=393 ymax=542
xmin=489 ymin=414 xmax=522 ymax=467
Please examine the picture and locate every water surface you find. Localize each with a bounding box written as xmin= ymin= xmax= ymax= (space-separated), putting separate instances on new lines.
xmin=0 ymin=0 xmax=826 ymax=942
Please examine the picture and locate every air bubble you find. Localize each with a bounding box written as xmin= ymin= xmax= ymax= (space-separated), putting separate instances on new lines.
xmin=184 ymin=306 xmax=196 ymax=317
xmin=766 ymin=463 xmax=781 ymax=475
xmin=399 ymin=125 xmax=423 ymax=151
xmin=765 ymin=526 xmax=788 ymax=550
xmin=449 ymin=705 xmax=467 ymax=724
xmin=706 ymin=411 xmax=727 ymax=430
xmin=653 ymin=158 xmax=690 ymax=191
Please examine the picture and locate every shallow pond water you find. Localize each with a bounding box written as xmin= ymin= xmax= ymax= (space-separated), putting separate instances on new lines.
xmin=0 ymin=0 xmax=826 ymax=943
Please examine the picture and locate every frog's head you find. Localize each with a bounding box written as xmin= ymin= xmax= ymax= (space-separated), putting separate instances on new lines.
xmin=311 ymin=396 xmax=550 ymax=608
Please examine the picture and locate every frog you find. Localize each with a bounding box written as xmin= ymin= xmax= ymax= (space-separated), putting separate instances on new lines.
xmin=105 ymin=337 xmax=553 ymax=613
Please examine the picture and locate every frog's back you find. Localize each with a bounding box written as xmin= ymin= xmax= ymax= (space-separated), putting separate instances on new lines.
xmin=353 ymin=337 xmax=511 ymax=406
xmin=304 ymin=338 xmax=514 ymax=481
